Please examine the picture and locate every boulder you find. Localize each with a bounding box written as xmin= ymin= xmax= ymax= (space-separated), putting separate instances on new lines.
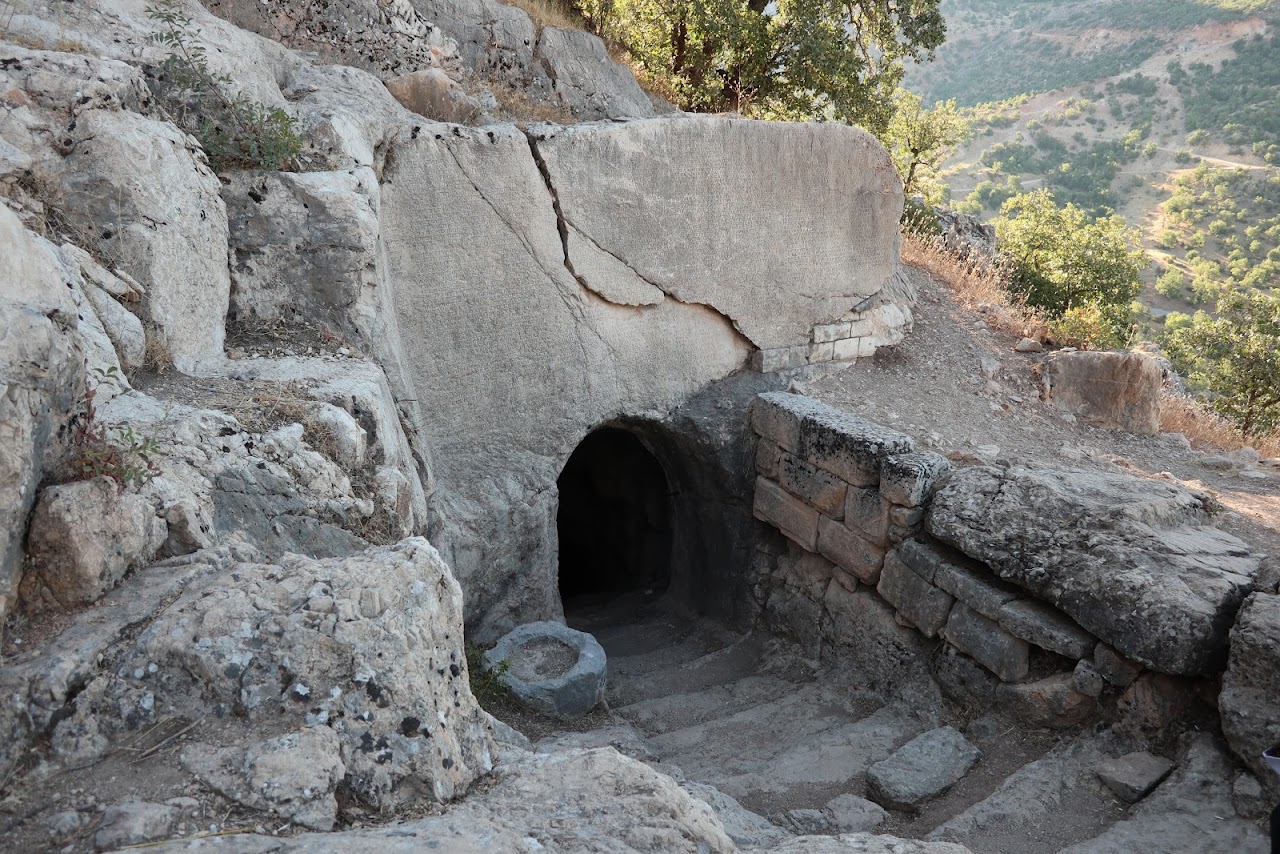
xmin=485 ymin=621 xmax=607 ymax=720
xmin=45 ymin=109 xmax=230 ymax=372
xmin=926 ymin=463 xmax=1259 ymax=675
xmin=866 ymin=726 xmax=981 ymax=810
xmin=0 ymin=205 xmax=85 ymax=628
xmin=1220 ymin=592 xmax=1280 ymax=799
xmin=825 ymin=793 xmax=889 ymax=832
xmin=1040 ymin=350 xmax=1162 ymax=435
xmin=20 ymin=477 xmax=166 ymax=611
xmin=994 ymin=673 xmax=1096 ymax=729
xmin=385 ymin=68 xmax=486 ymax=123
xmin=131 ymin=539 xmax=496 ymax=809
xmin=531 ymin=27 xmax=656 ymax=119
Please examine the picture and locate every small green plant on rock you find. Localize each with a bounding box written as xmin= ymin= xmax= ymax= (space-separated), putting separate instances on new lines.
xmin=66 ymin=366 xmax=162 ymax=493
xmin=465 ymin=643 xmax=512 ymax=710
xmin=145 ymin=0 xmax=301 ymax=172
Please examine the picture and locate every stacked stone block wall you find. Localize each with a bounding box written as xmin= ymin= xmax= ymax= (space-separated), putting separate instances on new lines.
xmin=751 ymin=299 xmax=912 ymax=372
xmin=748 ymin=392 xmax=1152 ymax=723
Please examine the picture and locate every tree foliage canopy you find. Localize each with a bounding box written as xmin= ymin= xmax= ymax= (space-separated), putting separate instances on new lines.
xmin=883 ymin=88 xmax=968 ymax=203
xmin=579 ymin=0 xmax=946 ymax=132
xmin=1163 ymin=291 xmax=1280 ymax=437
xmin=992 ymin=190 xmax=1146 ymax=322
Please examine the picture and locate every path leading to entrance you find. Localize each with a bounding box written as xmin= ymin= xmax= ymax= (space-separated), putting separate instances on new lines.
xmin=542 ymin=601 xmax=1267 ymax=853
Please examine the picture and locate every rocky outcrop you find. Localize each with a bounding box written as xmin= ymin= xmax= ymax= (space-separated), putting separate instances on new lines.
xmin=1040 ymin=350 xmax=1163 ymax=434
xmin=926 ymin=463 xmax=1258 ymax=675
xmin=531 ymin=119 xmax=902 ymax=350
xmin=0 ymin=203 xmax=85 ymax=629
xmin=1220 ymin=592 xmax=1280 ymax=799
xmin=378 ymin=118 xmax=906 ymax=635
xmin=132 ymin=539 xmax=494 ymax=808
xmin=44 ymin=109 xmax=231 ymax=373
xmin=532 ymin=26 xmax=657 ymax=119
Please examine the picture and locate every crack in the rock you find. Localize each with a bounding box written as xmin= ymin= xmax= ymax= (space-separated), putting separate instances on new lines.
xmin=522 ymin=129 xmax=589 ymax=293
xmin=522 ymin=129 xmax=755 ymax=350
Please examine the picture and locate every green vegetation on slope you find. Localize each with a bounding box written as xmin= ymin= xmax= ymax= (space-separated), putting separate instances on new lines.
xmin=1170 ymin=34 xmax=1280 ymax=163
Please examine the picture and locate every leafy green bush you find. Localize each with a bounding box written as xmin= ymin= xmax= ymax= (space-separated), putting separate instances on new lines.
xmin=1156 ymin=268 xmax=1187 ymax=298
xmin=146 ymin=0 xmax=301 ymax=172
xmin=1163 ymin=290 xmax=1280 ymax=436
xmin=1048 ymin=304 xmax=1131 ymax=350
xmin=993 ymin=190 xmax=1146 ymax=333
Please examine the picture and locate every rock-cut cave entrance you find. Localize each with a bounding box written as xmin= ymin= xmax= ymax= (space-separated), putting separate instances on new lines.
xmin=556 ymin=427 xmax=674 ymax=612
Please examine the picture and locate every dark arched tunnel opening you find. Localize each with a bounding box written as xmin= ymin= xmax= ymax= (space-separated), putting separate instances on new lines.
xmin=556 ymin=427 xmax=673 ymax=610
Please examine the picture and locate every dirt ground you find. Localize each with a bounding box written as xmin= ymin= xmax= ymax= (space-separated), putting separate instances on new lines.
xmin=807 ymin=263 xmax=1280 ymax=561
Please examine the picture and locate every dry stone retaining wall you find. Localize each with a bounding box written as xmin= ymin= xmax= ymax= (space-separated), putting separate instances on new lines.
xmin=748 ymin=392 xmax=1259 ymax=724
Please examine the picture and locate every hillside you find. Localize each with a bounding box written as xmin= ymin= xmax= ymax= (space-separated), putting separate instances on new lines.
xmin=908 ymin=0 xmax=1280 ymax=337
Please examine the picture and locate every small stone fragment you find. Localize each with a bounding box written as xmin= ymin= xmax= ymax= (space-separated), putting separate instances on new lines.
xmin=94 ymin=801 xmax=178 ymax=850
xmin=1072 ymin=659 xmax=1105 ymax=699
xmin=1096 ymin=752 xmax=1175 ymax=803
xmin=866 ymin=726 xmax=981 ymax=810
xmin=825 ymin=793 xmax=888 ymax=832
xmin=1014 ymin=337 xmax=1043 ymax=353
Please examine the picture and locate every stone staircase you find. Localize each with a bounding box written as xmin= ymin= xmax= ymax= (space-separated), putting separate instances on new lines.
xmin=554 ymin=600 xmax=1268 ymax=854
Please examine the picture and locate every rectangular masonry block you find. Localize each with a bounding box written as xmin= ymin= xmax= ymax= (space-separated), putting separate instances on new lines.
xmin=845 ymin=486 xmax=890 ymax=546
xmin=779 ymin=451 xmax=848 ymax=517
xmin=877 ymin=552 xmax=954 ymax=638
xmin=808 ymin=341 xmax=835 ymax=364
xmin=831 ymin=336 xmax=879 ymax=362
xmin=818 ymin=515 xmax=886 ymax=585
xmin=751 ymin=346 xmax=810 ymax=374
xmin=911 ymin=540 xmax=1021 ymax=621
xmin=880 ymin=452 xmax=953 ymax=508
xmin=998 ymin=599 xmax=1096 ymax=660
xmin=813 ymin=322 xmax=853 ymax=343
xmin=754 ymin=476 xmax=819 ymax=551
xmin=755 ymin=440 xmax=784 ymax=479
xmin=943 ymin=602 xmax=1030 ymax=682
xmin=752 ymin=393 xmax=914 ymax=487
xmin=750 ymin=397 xmax=803 ymax=451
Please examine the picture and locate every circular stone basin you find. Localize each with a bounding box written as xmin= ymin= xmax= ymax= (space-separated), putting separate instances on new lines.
xmin=484 ymin=621 xmax=607 ymax=720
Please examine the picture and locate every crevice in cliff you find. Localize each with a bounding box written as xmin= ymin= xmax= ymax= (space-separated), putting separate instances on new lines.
xmin=523 ymin=129 xmax=589 ymax=291
xmin=522 ymin=130 xmax=756 ymax=354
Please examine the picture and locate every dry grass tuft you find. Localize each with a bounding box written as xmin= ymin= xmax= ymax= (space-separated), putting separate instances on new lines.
xmin=901 ymin=232 xmax=1045 ymax=338
xmin=500 ymin=0 xmax=585 ymax=32
xmin=1160 ymin=391 xmax=1280 ymax=457
xmin=142 ymin=324 xmax=173 ymax=375
xmin=488 ymin=79 xmax=574 ymax=124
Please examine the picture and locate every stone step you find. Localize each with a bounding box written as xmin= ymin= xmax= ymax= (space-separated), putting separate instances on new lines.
xmin=614 ymin=673 xmax=802 ymax=735
xmin=679 ymin=705 xmax=929 ymax=817
xmin=606 ymin=632 xmax=780 ymax=708
xmin=924 ymin=732 xmax=1126 ymax=854
xmin=583 ymin=617 xmax=737 ymax=683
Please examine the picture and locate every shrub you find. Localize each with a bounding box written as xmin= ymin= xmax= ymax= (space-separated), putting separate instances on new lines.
xmin=146 ymin=0 xmax=301 ymax=172
xmin=1047 ymin=304 xmax=1131 ymax=350
xmin=66 ymin=367 xmax=162 ymax=493
xmin=1156 ymin=268 xmax=1187 ymax=298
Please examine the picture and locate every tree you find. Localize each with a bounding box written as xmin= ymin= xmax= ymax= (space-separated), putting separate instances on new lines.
xmin=579 ymin=0 xmax=946 ymax=133
xmin=992 ymin=190 xmax=1146 ymax=328
xmin=883 ymin=88 xmax=969 ymax=204
xmin=1163 ymin=290 xmax=1280 ymax=437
